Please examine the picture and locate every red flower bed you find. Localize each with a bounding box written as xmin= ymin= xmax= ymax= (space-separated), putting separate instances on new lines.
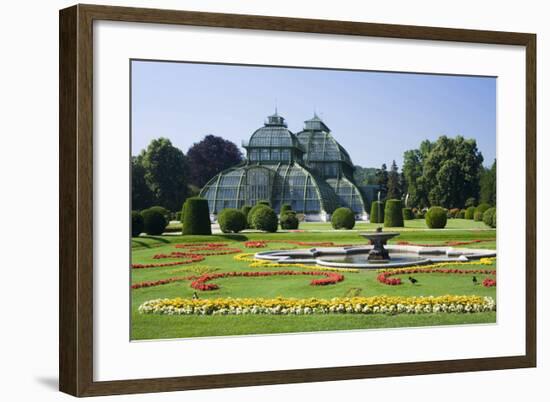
xmin=190 ymin=270 xmax=345 ymax=291
xmin=396 ymin=239 xmax=494 ymax=247
xmin=243 ymin=240 xmax=352 ymax=249
xmin=132 ymin=242 xmax=241 ymax=269
xmin=377 ymin=267 xmax=496 ymax=286
xmin=482 ymin=278 xmax=497 ymax=287
xmin=131 ymin=276 xmax=194 ymax=289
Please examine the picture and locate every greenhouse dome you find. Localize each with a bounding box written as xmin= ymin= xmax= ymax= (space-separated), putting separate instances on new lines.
xmin=199 ymin=112 xmax=367 ymax=221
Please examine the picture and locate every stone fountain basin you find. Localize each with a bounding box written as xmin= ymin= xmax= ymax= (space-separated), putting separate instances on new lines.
xmin=253 ymin=245 xmax=496 ymax=269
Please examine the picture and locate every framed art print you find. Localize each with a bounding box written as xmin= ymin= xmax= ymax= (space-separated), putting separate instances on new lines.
xmin=59 ymin=4 xmax=536 ymax=396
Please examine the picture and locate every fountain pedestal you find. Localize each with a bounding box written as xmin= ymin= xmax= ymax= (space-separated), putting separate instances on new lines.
xmin=360 ymin=230 xmax=400 ymax=262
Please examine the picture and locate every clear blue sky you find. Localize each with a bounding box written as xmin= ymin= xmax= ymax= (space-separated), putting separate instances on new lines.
xmin=131 ymin=60 xmax=496 ymax=168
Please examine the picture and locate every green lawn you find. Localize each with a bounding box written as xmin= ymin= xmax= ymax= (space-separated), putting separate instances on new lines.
xmin=131 ymin=220 xmax=496 ymax=340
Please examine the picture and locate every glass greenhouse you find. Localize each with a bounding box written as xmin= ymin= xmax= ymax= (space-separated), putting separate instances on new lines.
xmin=200 ymin=112 xmax=368 ymax=221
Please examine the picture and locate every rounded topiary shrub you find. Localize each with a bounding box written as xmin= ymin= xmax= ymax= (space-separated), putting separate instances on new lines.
xmin=476 ymin=203 xmax=491 ymax=215
xmin=248 ymin=203 xmax=270 ymax=228
xmin=473 ymin=210 xmax=484 ymax=221
xmin=425 ymin=206 xmax=448 ymax=229
xmin=218 ymin=208 xmax=246 ymax=233
xmin=483 ymin=207 xmax=496 ymax=228
xmin=384 ymin=199 xmax=404 ymax=227
xmin=131 ymin=211 xmax=144 ymax=237
xmin=402 ymin=207 xmax=414 ymax=221
xmin=141 ymin=208 xmax=168 ymax=235
xmin=250 ymin=205 xmax=278 ymax=232
xmin=182 ymin=197 xmax=212 ymax=235
xmin=280 ymin=203 xmax=292 ymax=215
xmin=257 ymin=200 xmax=270 ymax=207
xmin=465 ymin=206 xmax=476 ymax=220
xmin=241 ymin=205 xmax=252 ymax=228
xmin=280 ymin=211 xmax=299 ymax=230
xmin=147 ymin=206 xmax=170 ymax=221
xmin=331 ymin=207 xmax=356 ymax=230
xmin=369 ymin=201 xmax=384 ymax=224
xmin=491 ymin=210 xmax=497 ymax=228
xmin=457 ymin=209 xmax=466 ymax=219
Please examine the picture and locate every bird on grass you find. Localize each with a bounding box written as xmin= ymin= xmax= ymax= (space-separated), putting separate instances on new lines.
xmin=472 ymin=276 xmax=478 ymax=285
xmin=408 ymin=276 xmax=418 ymax=285
xmin=192 ymin=292 xmax=199 ymax=300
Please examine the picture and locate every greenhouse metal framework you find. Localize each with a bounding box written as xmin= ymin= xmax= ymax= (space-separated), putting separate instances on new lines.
xmin=200 ymin=112 xmax=367 ymax=221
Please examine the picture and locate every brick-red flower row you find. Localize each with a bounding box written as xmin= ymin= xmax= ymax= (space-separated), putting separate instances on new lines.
xmin=190 ymin=270 xmax=345 ymax=291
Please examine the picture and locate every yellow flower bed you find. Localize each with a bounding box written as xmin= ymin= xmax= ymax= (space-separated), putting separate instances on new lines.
xmin=139 ymin=295 xmax=496 ymax=316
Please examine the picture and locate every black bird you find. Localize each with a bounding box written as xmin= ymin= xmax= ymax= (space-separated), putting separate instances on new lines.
xmin=408 ymin=276 xmax=418 ymax=285
xmin=472 ymin=276 xmax=478 ymax=285
xmin=192 ymin=292 xmax=199 ymax=300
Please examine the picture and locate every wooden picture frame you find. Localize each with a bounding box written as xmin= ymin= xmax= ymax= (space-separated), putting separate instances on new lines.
xmin=59 ymin=4 xmax=536 ymax=397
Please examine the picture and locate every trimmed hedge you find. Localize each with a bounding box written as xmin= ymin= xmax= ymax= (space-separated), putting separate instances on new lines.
xmin=182 ymin=197 xmax=212 ymax=235
xmin=473 ymin=210 xmax=484 ymax=221
xmin=331 ymin=207 xmax=356 ymax=230
xmin=241 ymin=205 xmax=252 ymax=228
xmin=492 ymin=210 xmax=497 ymax=228
xmin=280 ymin=203 xmax=292 ymax=215
xmin=131 ymin=211 xmax=144 ymax=237
xmin=425 ymin=206 xmax=448 ymax=229
xmin=141 ymin=208 xmax=168 ymax=235
xmin=218 ymin=208 xmax=246 ymax=233
xmin=402 ymin=207 xmax=414 ymax=221
xmin=476 ymin=203 xmax=491 ymax=215
xmin=250 ymin=205 xmax=278 ymax=232
xmin=147 ymin=206 xmax=170 ymax=221
xmin=483 ymin=207 xmax=496 ymax=228
xmin=248 ymin=203 xmax=270 ymax=228
xmin=384 ymin=199 xmax=404 ymax=227
xmin=370 ymin=201 xmax=384 ymax=224
xmin=280 ymin=211 xmax=299 ymax=230
xmin=465 ymin=206 xmax=476 ymax=220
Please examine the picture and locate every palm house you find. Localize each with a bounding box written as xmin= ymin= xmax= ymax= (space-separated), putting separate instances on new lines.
xmin=199 ymin=112 xmax=367 ymax=221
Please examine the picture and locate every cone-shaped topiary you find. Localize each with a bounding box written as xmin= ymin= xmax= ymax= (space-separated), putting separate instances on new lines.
xmin=384 ymin=199 xmax=404 ymax=227
xmin=218 ymin=208 xmax=246 ymax=233
xmin=370 ymin=201 xmax=384 ymax=224
xmin=131 ymin=211 xmax=144 ymax=237
xmin=141 ymin=208 xmax=168 ymax=235
xmin=331 ymin=207 xmax=356 ymax=229
xmin=280 ymin=211 xmax=299 ymax=230
xmin=465 ymin=206 xmax=476 ymax=219
xmin=402 ymin=207 xmax=414 ymax=221
xmin=182 ymin=197 xmax=212 ymax=235
xmin=482 ymin=207 xmax=496 ymax=228
xmin=425 ymin=206 xmax=448 ymax=229
xmin=250 ymin=205 xmax=278 ymax=232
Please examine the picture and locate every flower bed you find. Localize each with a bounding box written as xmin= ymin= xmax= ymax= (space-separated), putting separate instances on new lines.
xmin=377 ymin=264 xmax=496 ymax=286
xmin=233 ymin=253 xmax=359 ymax=273
xmin=138 ymin=295 xmax=496 ymax=316
xmin=132 ymin=243 xmax=241 ymax=269
xmin=396 ymin=239 xmax=494 ymax=247
xmin=482 ymin=278 xmax=497 ymax=287
xmin=243 ymin=240 xmax=351 ymax=248
xmin=190 ymin=270 xmax=345 ymax=291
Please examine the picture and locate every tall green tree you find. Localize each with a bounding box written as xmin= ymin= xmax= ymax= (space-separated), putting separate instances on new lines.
xmin=375 ymin=163 xmax=388 ymax=197
xmin=479 ymin=159 xmax=497 ymax=206
xmin=131 ymin=156 xmax=154 ymax=211
xmin=402 ymin=148 xmax=428 ymax=208
xmin=140 ymin=138 xmax=188 ymax=211
xmin=423 ymin=136 xmax=483 ymax=208
xmin=386 ymin=160 xmax=402 ymax=199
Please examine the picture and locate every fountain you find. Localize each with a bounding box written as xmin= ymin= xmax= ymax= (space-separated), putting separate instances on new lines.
xmin=360 ymin=228 xmax=400 ymax=262
xmin=359 ymin=191 xmax=400 ymax=262
xmin=253 ymin=191 xmax=496 ymax=268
